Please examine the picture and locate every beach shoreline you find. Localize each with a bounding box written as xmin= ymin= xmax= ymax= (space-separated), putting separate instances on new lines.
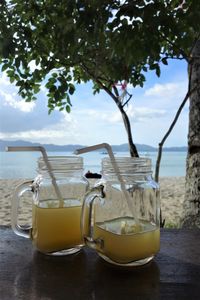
xmin=0 ymin=177 xmax=185 ymax=227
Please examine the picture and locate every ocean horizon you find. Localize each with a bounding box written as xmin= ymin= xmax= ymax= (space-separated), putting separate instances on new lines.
xmin=0 ymin=150 xmax=187 ymax=179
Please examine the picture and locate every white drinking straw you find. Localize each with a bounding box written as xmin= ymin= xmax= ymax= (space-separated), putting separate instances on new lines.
xmin=6 ymin=146 xmax=64 ymax=207
xmin=74 ymin=143 xmax=139 ymax=224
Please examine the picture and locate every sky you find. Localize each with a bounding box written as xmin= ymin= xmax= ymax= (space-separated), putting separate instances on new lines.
xmin=0 ymin=59 xmax=189 ymax=147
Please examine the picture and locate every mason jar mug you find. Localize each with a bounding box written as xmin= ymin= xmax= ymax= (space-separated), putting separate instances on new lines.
xmin=81 ymin=157 xmax=160 ymax=266
xmin=11 ymin=156 xmax=89 ymax=255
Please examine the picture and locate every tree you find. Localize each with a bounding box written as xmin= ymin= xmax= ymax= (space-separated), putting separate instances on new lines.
xmin=0 ymin=0 xmax=186 ymax=157
xmin=111 ymin=0 xmax=200 ymax=227
xmin=0 ymin=0 xmax=147 ymax=157
xmin=0 ymin=1 xmax=187 ymax=158
xmin=1 ymin=0 xmax=200 ymax=226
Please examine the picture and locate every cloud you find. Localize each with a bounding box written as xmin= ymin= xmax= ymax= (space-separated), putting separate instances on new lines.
xmin=0 ymin=72 xmax=62 ymax=133
xmin=86 ymin=104 xmax=166 ymax=124
xmin=0 ymin=90 xmax=35 ymax=112
xmin=0 ymin=111 xmax=79 ymax=145
xmin=0 ymin=73 xmax=11 ymax=86
xmin=0 ymin=61 xmax=188 ymax=147
xmin=0 ymin=128 xmax=73 ymax=144
xmin=132 ymin=106 xmax=166 ymax=121
xmin=144 ymin=82 xmax=187 ymax=98
xmin=0 ymin=73 xmax=36 ymax=113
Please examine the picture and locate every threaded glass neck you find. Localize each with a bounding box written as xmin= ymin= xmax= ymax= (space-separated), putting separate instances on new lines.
xmin=102 ymin=157 xmax=152 ymax=181
xmin=37 ymin=156 xmax=84 ymax=177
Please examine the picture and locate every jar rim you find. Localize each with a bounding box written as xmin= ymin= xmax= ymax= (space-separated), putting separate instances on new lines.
xmin=38 ymin=155 xmax=83 ymax=162
xmin=102 ymin=156 xmax=152 ymax=180
xmin=102 ymin=156 xmax=151 ymax=164
xmin=37 ymin=155 xmax=84 ymax=173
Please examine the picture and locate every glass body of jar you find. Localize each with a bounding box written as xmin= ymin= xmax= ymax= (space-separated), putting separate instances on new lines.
xmin=11 ymin=156 xmax=89 ymax=255
xmin=81 ymin=157 xmax=160 ymax=266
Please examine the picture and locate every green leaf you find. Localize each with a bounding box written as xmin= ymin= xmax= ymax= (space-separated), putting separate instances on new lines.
xmin=16 ymin=80 xmax=24 ymax=87
xmin=10 ymin=77 xmax=15 ymax=83
xmin=66 ymin=75 xmax=72 ymax=81
xmin=54 ymin=90 xmax=60 ymax=101
xmin=35 ymin=57 xmax=40 ymax=66
xmin=66 ymin=94 xmax=72 ymax=106
xmin=69 ymin=84 xmax=75 ymax=95
xmin=48 ymin=108 xmax=53 ymax=115
xmin=33 ymin=85 xmax=40 ymax=94
xmin=49 ymin=85 xmax=57 ymax=93
xmin=149 ymin=63 xmax=157 ymax=70
xmin=142 ymin=66 xmax=148 ymax=72
xmin=1 ymin=64 xmax=9 ymax=72
xmin=155 ymin=65 xmax=161 ymax=77
xmin=52 ymin=73 xmax=58 ymax=78
xmin=161 ymin=58 xmax=168 ymax=65
xmin=65 ymin=105 xmax=71 ymax=113
xmin=139 ymin=81 xmax=144 ymax=88
xmin=15 ymin=57 xmax=20 ymax=69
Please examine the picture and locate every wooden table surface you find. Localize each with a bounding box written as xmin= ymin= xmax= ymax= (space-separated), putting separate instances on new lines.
xmin=0 ymin=226 xmax=200 ymax=300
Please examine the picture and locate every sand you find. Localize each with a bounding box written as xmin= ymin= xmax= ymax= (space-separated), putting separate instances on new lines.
xmin=0 ymin=177 xmax=185 ymax=227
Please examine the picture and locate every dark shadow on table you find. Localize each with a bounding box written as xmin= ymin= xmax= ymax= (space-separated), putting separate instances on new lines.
xmin=1 ymin=227 xmax=200 ymax=300
xmin=9 ymin=249 xmax=160 ymax=300
xmin=7 ymin=250 xmax=200 ymax=300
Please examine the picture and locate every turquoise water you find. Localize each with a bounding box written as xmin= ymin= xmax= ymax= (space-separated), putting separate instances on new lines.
xmin=0 ymin=151 xmax=187 ymax=179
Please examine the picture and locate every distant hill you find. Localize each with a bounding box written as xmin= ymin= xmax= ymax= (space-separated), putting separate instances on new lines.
xmin=0 ymin=139 xmax=85 ymax=152
xmin=0 ymin=139 xmax=187 ymax=152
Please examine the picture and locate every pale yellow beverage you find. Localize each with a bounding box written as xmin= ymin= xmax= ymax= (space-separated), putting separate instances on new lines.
xmin=93 ymin=217 xmax=160 ymax=264
xmin=31 ymin=199 xmax=82 ymax=253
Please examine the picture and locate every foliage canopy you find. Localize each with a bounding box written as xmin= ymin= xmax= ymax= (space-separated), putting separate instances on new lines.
xmin=1 ymin=0 xmax=199 ymax=114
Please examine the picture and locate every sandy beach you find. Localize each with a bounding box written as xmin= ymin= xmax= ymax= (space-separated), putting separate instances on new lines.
xmin=0 ymin=177 xmax=185 ymax=227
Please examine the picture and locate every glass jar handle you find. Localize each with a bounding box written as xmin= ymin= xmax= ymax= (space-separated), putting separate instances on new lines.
xmin=11 ymin=180 xmax=34 ymax=238
xmin=81 ymin=184 xmax=105 ymax=249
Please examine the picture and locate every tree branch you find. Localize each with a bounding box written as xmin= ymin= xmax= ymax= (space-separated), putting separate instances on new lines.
xmin=113 ymin=85 xmax=119 ymax=97
xmin=154 ymin=85 xmax=197 ymax=183
xmin=80 ymin=63 xmax=139 ymax=157
xmin=122 ymin=93 xmax=132 ymax=108
xmin=154 ymin=50 xmax=198 ymax=228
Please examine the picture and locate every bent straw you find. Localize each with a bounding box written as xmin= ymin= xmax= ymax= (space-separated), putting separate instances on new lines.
xmin=74 ymin=143 xmax=139 ymax=224
xmin=6 ymin=146 xmax=64 ymax=207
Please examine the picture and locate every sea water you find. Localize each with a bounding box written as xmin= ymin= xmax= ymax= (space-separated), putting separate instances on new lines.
xmin=0 ymin=151 xmax=187 ymax=179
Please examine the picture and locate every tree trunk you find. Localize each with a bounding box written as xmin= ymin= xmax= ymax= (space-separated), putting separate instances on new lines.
xmin=182 ymin=40 xmax=200 ymax=228
xmin=119 ymin=106 xmax=139 ymax=158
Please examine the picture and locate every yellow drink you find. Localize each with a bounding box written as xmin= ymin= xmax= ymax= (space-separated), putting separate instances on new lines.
xmin=31 ymin=199 xmax=82 ymax=253
xmin=93 ymin=217 xmax=160 ymax=264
